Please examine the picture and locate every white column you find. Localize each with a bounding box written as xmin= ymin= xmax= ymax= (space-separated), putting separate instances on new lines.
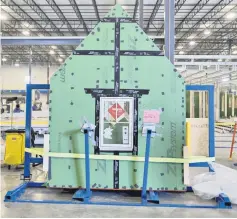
xmin=232 ymin=93 xmax=235 ymax=117
xmin=225 ymin=91 xmax=227 ymax=118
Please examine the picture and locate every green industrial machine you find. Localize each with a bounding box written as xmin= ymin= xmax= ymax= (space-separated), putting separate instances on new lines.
xmin=48 ymin=5 xmax=185 ymax=191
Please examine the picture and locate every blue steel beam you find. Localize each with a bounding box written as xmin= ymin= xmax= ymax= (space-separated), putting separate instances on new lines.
xmin=186 ymin=85 xmax=215 ymax=168
xmin=23 ymin=84 xmax=50 ymax=179
xmin=2 ymin=37 xmax=84 ymax=45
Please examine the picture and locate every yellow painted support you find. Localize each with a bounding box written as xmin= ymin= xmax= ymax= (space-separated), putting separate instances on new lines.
xmin=186 ymin=122 xmax=191 ymax=154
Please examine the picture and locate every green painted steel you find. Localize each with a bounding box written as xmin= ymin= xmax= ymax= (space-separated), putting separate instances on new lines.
xmin=194 ymin=92 xmax=199 ymax=118
xmin=48 ymin=5 xmax=185 ymax=191
xmin=227 ymin=94 xmax=232 ymax=118
xmin=220 ymin=92 xmax=225 ymax=118
xmin=186 ymin=91 xmax=190 ymax=118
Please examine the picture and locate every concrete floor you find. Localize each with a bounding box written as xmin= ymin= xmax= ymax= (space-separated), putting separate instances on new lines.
xmin=1 ymin=147 xmax=237 ymax=217
xmin=1 ymin=162 xmax=237 ymax=217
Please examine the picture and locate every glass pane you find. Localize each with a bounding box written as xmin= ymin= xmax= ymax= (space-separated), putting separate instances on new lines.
xmin=116 ymin=101 xmax=129 ymax=122
xmin=104 ymin=101 xmax=116 ymax=122
xmin=102 ymin=123 xmax=130 ymax=145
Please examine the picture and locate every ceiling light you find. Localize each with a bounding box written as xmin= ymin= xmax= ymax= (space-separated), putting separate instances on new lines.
xmin=59 ymin=54 xmax=65 ymax=57
xmin=232 ymin=50 xmax=237 ymax=54
xmin=58 ymin=58 xmax=63 ymax=62
xmin=49 ymin=50 xmax=55 ymax=55
xmin=204 ymin=30 xmax=211 ymax=35
xmin=51 ymin=46 xmax=57 ymax=49
xmin=0 ymin=14 xmax=7 ymax=20
xmin=179 ymin=51 xmax=185 ymax=54
xmin=22 ymin=22 xmax=30 ymax=27
xmin=222 ymin=78 xmax=229 ymax=82
xmin=218 ymin=58 xmax=222 ymax=62
xmin=22 ymin=30 xmax=30 ymax=36
xmin=15 ymin=63 xmax=20 ymax=67
xmin=226 ymin=12 xmax=236 ymax=19
xmin=177 ymin=45 xmax=183 ymax=49
xmin=189 ymin=41 xmax=196 ymax=46
xmin=2 ymin=57 xmax=7 ymax=62
xmin=188 ymin=35 xmax=195 ymax=39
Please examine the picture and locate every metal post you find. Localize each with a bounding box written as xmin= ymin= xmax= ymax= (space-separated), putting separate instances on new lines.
xmin=84 ymin=129 xmax=91 ymax=198
xmin=232 ymin=93 xmax=235 ymax=117
xmin=208 ymin=86 xmax=215 ymax=159
xmin=199 ymin=92 xmax=202 ymax=118
xmin=215 ymin=84 xmax=220 ymax=121
xmin=225 ymin=91 xmax=227 ymax=118
xmin=228 ymin=39 xmax=233 ymax=55
xmin=139 ymin=0 xmax=143 ymax=29
xmin=29 ymin=46 xmax=32 ymax=84
xmin=164 ymin=0 xmax=175 ymax=64
xmin=202 ymin=91 xmax=206 ymax=118
xmin=23 ymin=84 xmax=32 ymax=179
xmin=141 ymin=129 xmax=152 ymax=204
xmin=190 ymin=91 xmax=194 ymax=118
xmin=47 ymin=60 xmax=50 ymax=104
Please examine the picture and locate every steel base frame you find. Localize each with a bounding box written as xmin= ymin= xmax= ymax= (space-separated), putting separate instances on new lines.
xmin=4 ymin=182 xmax=231 ymax=209
xmin=4 ymin=84 xmax=231 ymax=209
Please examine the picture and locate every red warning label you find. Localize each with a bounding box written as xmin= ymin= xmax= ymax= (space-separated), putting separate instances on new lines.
xmin=108 ymin=103 xmax=125 ymax=119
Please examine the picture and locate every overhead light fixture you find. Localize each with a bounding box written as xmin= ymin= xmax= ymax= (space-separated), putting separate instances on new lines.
xmin=226 ymin=12 xmax=236 ymax=19
xmin=189 ymin=41 xmax=196 ymax=46
xmin=204 ymin=30 xmax=211 ymax=35
xmin=2 ymin=57 xmax=7 ymax=62
xmin=22 ymin=22 xmax=30 ymax=28
xmin=0 ymin=14 xmax=7 ymax=20
xmin=22 ymin=30 xmax=30 ymax=36
xmin=232 ymin=50 xmax=237 ymax=54
xmin=51 ymin=46 xmax=57 ymax=49
xmin=58 ymin=58 xmax=63 ymax=62
xmin=49 ymin=50 xmax=55 ymax=55
xmin=188 ymin=35 xmax=195 ymax=40
xmin=177 ymin=45 xmax=183 ymax=49
xmin=218 ymin=58 xmax=222 ymax=62
xmin=15 ymin=63 xmax=20 ymax=67
xmin=179 ymin=51 xmax=185 ymax=54
xmin=59 ymin=54 xmax=65 ymax=57
xmin=222 ymin=78 xmax=229 ymax=82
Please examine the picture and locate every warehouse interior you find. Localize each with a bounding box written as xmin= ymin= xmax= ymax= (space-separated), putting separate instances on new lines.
xmin=1 ymin=0 xmax=237 ymax=218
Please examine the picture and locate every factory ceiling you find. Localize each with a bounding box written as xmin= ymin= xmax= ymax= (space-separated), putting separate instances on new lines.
xmin=1 ymin=0 xmax=237 ymax=64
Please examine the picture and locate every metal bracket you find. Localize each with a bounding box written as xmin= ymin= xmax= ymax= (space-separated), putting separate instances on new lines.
xmin=20 ymin=174 xmax=32 ymax=181
xmin=147 ymin=190 xmax=159 ymax=204
xmin=216 ymin=193 xmax=231 ymax=209
xmin=72 ymin=189 xmax=92 ymax=203
xmin=4 ymin=183 xmax=28 ymax=202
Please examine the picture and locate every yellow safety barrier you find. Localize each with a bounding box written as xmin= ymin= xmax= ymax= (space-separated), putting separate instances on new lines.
xmin=0 ymin=120 xmax=48 ymax=126
xmin=25 ymin=148 xmax=215 ymax=164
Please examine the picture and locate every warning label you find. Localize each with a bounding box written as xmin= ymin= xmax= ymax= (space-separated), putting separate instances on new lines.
xmin=108 ymin=103 xmax=125 ymax=119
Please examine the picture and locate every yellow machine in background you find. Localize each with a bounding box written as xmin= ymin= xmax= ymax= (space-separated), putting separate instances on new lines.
xmin=4 ymin=130 xmax=25 ymax=169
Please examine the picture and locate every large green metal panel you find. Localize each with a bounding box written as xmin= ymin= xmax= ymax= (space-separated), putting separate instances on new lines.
xmin=48 ymin=5 xmax=185 ymax=191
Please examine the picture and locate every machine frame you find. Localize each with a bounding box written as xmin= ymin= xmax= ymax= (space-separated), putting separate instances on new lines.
xmin=4 ymin=84 xmax=231 ymax=209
